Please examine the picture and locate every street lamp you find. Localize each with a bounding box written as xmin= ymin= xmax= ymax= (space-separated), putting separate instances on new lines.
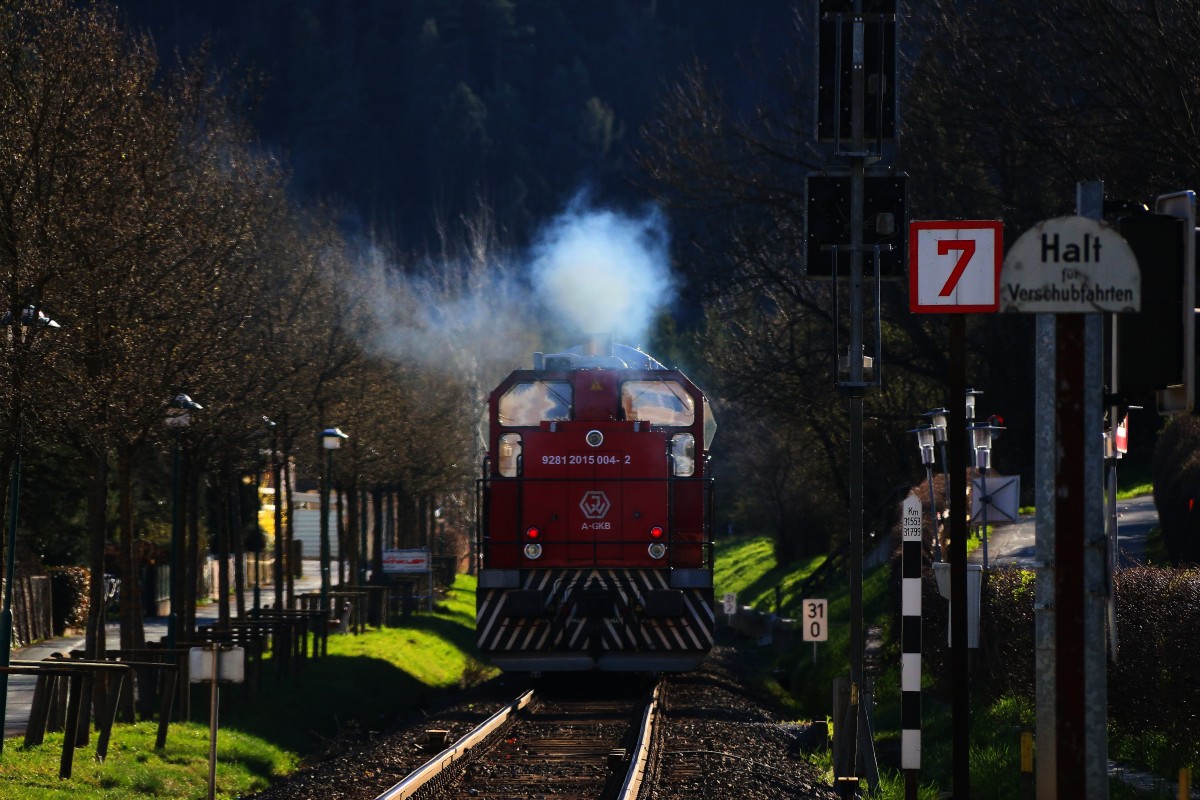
xmin=319 ymin=427 xmax=348 ymax=625
xmin=165 ymin=393 xmax=202 ymax=649
xmin=909 ymin=422 xmax=942 ymax=561
xmin=964 ymin=388 xmax=983 ymax=422
xmin=969 ymin=417 xmax=1005 ymax=569
xmin=0 ymin=305 xmax=59 ymax=756
xmin=923 ymin=407 xmax=950 ymax=559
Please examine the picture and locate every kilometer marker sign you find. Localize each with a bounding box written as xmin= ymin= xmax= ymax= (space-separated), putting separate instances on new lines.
xmin=909 ymin=221 xmax=1004 ymax=313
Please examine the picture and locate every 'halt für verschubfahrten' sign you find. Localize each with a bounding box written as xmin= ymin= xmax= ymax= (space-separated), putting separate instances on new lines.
xmin=1000 ymin=216 xmax=1140 ymax=313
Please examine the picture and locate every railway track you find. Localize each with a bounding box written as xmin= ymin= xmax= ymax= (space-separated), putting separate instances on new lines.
xmin=376 ymin=678 xmax=661 ymax=800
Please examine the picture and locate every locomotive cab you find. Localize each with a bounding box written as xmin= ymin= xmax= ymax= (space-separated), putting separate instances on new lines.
xmin=476 ymin=339 xmax=716 ymax=672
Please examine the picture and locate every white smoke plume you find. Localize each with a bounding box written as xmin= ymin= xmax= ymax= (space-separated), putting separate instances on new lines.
xmin=358 ymin=193 xmax=677 ymax=382
xmin=529 ymin=193 xmax=674 ymax=347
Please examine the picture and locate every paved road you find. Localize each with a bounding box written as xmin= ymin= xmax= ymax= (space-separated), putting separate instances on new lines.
xmin=972 ymin=494 xmax=1157 ymax=568
xmin=3 ymin=561 xmax=323 ymax=739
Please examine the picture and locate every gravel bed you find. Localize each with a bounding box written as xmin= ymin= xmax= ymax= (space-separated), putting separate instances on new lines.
xmin=243 ymin=632 xmax=837 ymax=800
xmin=242 ymin=674 xmax=533 ymax=800
xmin=648 ymin=636 xmax=840 ymax=800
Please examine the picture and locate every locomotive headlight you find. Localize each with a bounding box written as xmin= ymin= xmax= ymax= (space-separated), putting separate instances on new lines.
xmin=524 ymin=543 xmax=543 ymax=560
xmin=670 ymin=433 xmax=695 ymax=477
xmin=585 ymin=429 xmax=604 ymax=447
xmin=647 ymin=542 xmax=667 ymax=560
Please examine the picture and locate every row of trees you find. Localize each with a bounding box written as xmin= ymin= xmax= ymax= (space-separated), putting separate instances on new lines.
xmin=8 ymin=0 xmax=1200 ymax=670
xmin=0 ymin=1 xmax=477 ymax=661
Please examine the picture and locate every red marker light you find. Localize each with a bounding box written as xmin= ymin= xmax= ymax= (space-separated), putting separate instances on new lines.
xmin=650 ymin=526 xmax=664 ymax=539
xmin=526 ymin=526 xmax=541 ymax=540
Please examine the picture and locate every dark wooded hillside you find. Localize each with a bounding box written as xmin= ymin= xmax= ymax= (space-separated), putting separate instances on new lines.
xmin=116 ymin=0 xmax=794 ymax=250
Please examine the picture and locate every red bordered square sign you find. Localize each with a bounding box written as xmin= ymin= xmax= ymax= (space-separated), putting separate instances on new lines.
xmin=909 ymin=221 xmax=1003 ymax=313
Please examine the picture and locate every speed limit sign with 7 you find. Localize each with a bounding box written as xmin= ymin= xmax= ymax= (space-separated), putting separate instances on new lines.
xmin=909 ymin=220 xmax=1003 ymax=313
xmin=802 ymin=598 xmax=828 ymax=642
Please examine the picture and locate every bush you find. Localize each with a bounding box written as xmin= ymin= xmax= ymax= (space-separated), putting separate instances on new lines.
xmin=1152 ymin=415 xmax=1200 ymax=564
xmin=48 ymin=566 xmax=90 ymax=634
xmin=1109 ymin=567 xmax=1200 ymax=749
xmin=922 ymin=563 xmax=1200 ymax=757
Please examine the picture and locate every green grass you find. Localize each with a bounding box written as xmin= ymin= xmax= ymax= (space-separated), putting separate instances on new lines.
xmin=713 ymin=534 xmax=1196 ymax=798
xmin=0 ymin=721 xmax=292 ymax=800
xmin=1116 ymin=482 xmax=1154 ymax=500
xmin=0 ymin=575 xmax=495 ymax=799
xmin=713 ymin=536 xmax=825 ymax=614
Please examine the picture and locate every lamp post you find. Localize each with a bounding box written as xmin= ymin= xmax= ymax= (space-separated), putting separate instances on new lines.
xmin=264 ymin=417 xmax=284 ymax=612
xmin=964 ymin=388 xmax=983 ymax=423
xmin=319 ymin=427 xmax=348 ymax=623
xmin=910 ymin=422 xmax=941 ymax=561
xmin=969 ymin=417 xmax=1005 ymax=570
xmin=0 ymin=305 xmax=59 ymax=755
xmin=165 ymin=394 xmax=202 ymax=649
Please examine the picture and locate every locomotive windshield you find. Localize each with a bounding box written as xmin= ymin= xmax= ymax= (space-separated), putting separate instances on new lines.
xmin=621 ymin=380 xmax=694 ymax=426
xmin=498 ymin=381 xmax=572 ymax=426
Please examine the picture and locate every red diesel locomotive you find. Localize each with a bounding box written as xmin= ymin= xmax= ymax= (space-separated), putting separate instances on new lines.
xmin=475 ymin=336 xmax=716 ymax=672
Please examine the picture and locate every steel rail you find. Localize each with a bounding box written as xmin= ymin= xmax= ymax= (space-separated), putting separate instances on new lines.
xmin=374 ymin=689 xmax=534 ymax=800
xmin=615 ymin=682 xmax=661 ymax=800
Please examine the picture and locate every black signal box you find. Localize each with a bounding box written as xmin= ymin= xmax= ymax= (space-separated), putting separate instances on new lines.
xmin=817 ymin=0 xmax=897 ymax=145
xmin=804 ymin=173 xmax=907 ymax=279
xmin=1115 ymin=213 xmax=1186 ymax=393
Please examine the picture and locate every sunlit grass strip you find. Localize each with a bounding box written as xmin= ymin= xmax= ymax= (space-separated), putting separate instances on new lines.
xmin=0 ymin=574 xmax=494 ymax=799
xmin=0 ymin=720 xmax=293 ymax=799
xmin=713 ymin=536 xmax=825 ymax=615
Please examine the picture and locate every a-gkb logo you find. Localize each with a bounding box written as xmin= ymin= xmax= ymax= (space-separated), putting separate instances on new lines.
xmin=579 ymin=490 xmax=611 ymax=519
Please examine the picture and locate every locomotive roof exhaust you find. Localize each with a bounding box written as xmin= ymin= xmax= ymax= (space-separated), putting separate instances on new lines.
xmin=582 ymin=333 xmax=613 ymax=358
xmin=535 ymin=335 xmax=668 ymax=371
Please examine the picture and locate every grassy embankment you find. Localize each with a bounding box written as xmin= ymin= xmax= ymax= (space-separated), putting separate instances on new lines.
xmin=0 ymin=575 xmax=496 ymax=800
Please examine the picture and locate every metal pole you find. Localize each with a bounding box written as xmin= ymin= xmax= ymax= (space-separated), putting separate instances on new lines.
xmin=1054 ymin=311 xmax=1087 ymax=796
xmin=1035 ymin=313 xmax=1058 ymax=797
xmin=320 ymin=445 xmax=331 ymax=618
xmin=1051 ymin=180 xmax=1110 ymax=800
xmin=979 ymin=470 xmax=989 ymax=570
xmin=1080 ymin=182 xmax=1110 ymax=800
xmin=272 ymin=430 xmax=284 ymax=611
xmin=938 ymin=441 xmax=950 ymax=560
xmin=925 ymin=464 xmax=940 ymax=561
xmin=0 ymin=420 xmax=23 ymax=756
xmin=253 ymin=549 xmax=261 ymax=614
xmin=359 ymin=490 xmax=368 ymax=586
xmin=841 ymin=5 xmax=869 ymax=795
xmin=948 ymin=316 xmax=970 ymax=799
xmin=208 ymin=646 xmax=219 ymax=800
xmin=168 ymin=434 xmax=181 ymax=648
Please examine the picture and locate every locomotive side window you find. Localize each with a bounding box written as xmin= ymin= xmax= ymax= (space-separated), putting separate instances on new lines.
xmin=498 ymin=433 xmax=522 ymax=477
xmin=670 ymin=433 xmax=696 ymax=476
xmin=621 ymin=381 xmax=695 ymax=426
xmin=498 ymin=381 xmax=572 ymax=426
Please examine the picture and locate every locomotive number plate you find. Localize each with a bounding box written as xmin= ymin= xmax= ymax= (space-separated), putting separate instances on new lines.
xmin=540 ymin=453 xmax=629 ymax=466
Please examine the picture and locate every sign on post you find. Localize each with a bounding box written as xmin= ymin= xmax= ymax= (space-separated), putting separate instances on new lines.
xmin=970 ymin=475 xmax=1021 ymax=524
xmin=902 ymin=493 xmax=923 ymax=541
xmin=1000 ymin=216 xmax=1141 ymax=313
xmin=382 ymin=548 xmax=430 ymax=573
xmin=909 ymin=221 xmax=1003 ymax=313
xmin=802 ymin=598 xmax=829 ymax=642
xmin=189 ymin=645 xmax=245 ymax=800
xmin=722 ymin=592 xmax=737 ymax=616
